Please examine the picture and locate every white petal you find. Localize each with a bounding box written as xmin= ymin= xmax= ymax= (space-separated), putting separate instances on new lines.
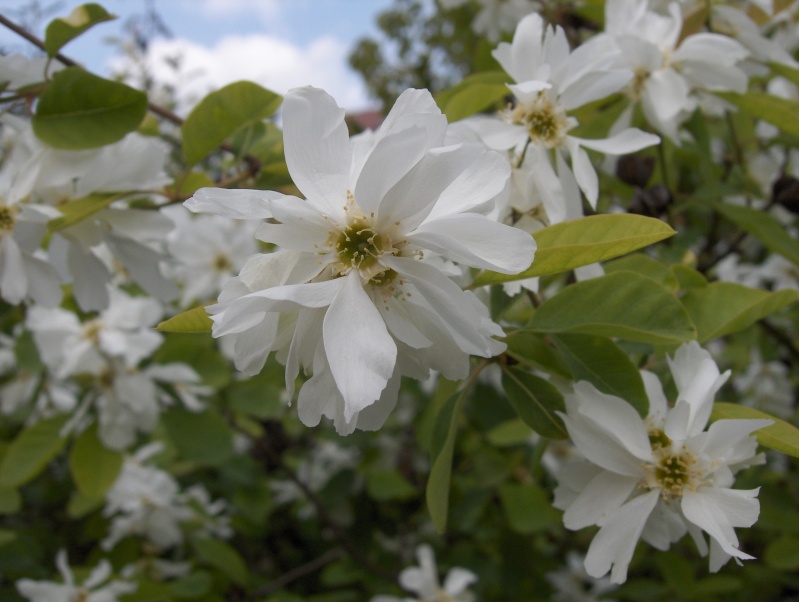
xmin=184 ymin=187 xmax=275 ymax=219
xmin=0 ymin=235 xmax=27 ymax=304
xmin=566 ymin=139 xmax=599 ymax=206
xmin=563 ymin=470 xmax=639 ymax=530
xmin=443 ymin=568 xmax=478 ymax=595
xmin=282 ymin=86 xmax=352 ymax=211
xmin=560 ymin=69 xmax=632 ymax=111
xmin=643 ymin=69 xmax=691 ymax=122
xmin=571 ymin=129 xmax=660 ymax=155
xmin=642 ymin=370 xmax=668 ymax=423
xmin=698 ymin=419 xmax=772 ymax=461
xmin=408 ymin=214 xmax=536 ymax=274
xmin=584 ymin=489 xmax=660 ymax=584
xmin=681 ymin=488 xmax=760 ymax=561
xmin=354 ymin=367 xmax=401 ymax=431
xmin=323 ymin=271 xmax=396 ymax=421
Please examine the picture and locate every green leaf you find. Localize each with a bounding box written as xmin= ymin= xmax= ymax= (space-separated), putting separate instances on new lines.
xmin=681 ymin=282 xmax=798 ymax=342
xmin=769 ymin=61 xmax=799 ymax=88
xmin=161 ymin=408 xmax=235 ymax=466
xmin=152 ymin=332 xmax=230 ymax=388
xmin=711 ymin=402 xmax=799 ymax=458
xmin=67 ymin=490 xmax=104 ymax=518
xmin=366 ymin=470 xmax=416 ymax=501
xmin=498 ymin=482 xmax=560 ymax=534
xmin=716 ymin=90 xmax=799 ymax=138
xmin=194 ymin=538 xmax=249 ymax=587
xmin=500 ymin=365 xmax=567 ymax=439
xmin=181 ymin=81 xmax=282 ymax=164
xmin=714 ymin=202 xmax=799 ymax=265
xmin=472 ymin=214 xmax=676 ymax=286
xmin=0 ymin=415 xmax=68 ymax=488
xmin=528 ymin=271 xmax=696 ymax=345
xmin=68 ymin=423 xmax=123 ymax=498
xmin=552 ymin=333 xmax=649 ymax=416
xmin=435 ymin=71 xmax=509 ymax=122
xmin=47 ymin=193 xmax=119 ymax=233
xmin=156 ymin=305 xmax=214 ymax=333
xmin=765 ymin=536 xmax=799 ymax=571
xmin=33 ymin=67 xmax=147 ymax=149
xmin=426 ymin=391 xmax=465 ymax=533
xmin=605 ymin=253 xmax=676 ymax=289
xmin=504 ymin=331 xmax=571 ymax=379
xmin=44 ymin=3 xmax=116 ymax=57
xmin=167 ymin=571 xmax=213 ymax=599
xmin=0 ymin=488 xmax=21 ymax=514
xmin=486 ymin=419 xmax=534 ymax=447
xmin=166 ymin=172 xmax=216 ymax=198
xmin=0 ymin=529 xmax=16 ymax=547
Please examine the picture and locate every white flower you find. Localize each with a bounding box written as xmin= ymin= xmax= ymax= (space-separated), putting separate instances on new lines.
xmin=102 ymin=442 xmax=231 ymax=550
xmin=554 ymin=341 xmax=771 ymax=584
xmin=734 ymin=350 xmax=795 ymax=418
xmin=439 ymin=0 xmax=541 ymax=41
xmin=598 ymin=0 xmax=750 ymax=141
xmin=372 ymin=544 xmax=477 ymax=602
xmin=545 ymin=552 xmax=618 ymax=602
xmin=0 ymin=54 xmax=62 ymax=88
xmin=186 ymin=86 xmax=536 ymax=435
xmin=162 ymin=204 xmax=260 ymax=307
xmin=458 ymin=13 xmax=658 ymax=222
xmin=17 ymin=549 xmax=136 ymax=602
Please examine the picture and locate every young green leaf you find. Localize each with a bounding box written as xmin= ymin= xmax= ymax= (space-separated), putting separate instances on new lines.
xmin=435 ymin=71 xmax=509 ymax=122
xmin=181 ymin=81 xmax=282 ymax=164
xmin=501 ymin=365 xmax=567 ymax=439
xmin=710 ymin=402 xmax=799 ymax=458
xmin=68 ymin=423 xmax=123 ymax=498
xmin=426 ymin=391 xmax=466 ymax=533
xmin=552 ymin=333 xmax=649 ymax=416
xmin=0 ymin=416 xmax=68 ymax=489
xmin=716 ymin=90 xmax=799 ymax=138
xmin=472 ymin=214 xmax=676 ymax=286
xmin=681 ymin=282 xmax=798 ymax=342
xmin=156 ymin=305 xmax=214 ymax=333
xmin=33 ymin=67 xmax=147 ymax=149
xmin=714 ymin=202 xmax=799 ymax=265
xmin=527 ymin=271 xmax=696 ymax=344
xmin=47 ymin=193 xmax=120 ymax=234
xmin=44 ymin=3 xmax=116 ymax=57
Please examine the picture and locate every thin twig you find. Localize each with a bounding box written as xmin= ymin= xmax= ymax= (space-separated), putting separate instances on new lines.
xmin=253 ymin=547 xmax=345 ymax=597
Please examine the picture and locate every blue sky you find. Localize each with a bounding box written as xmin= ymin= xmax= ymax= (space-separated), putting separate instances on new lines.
xmin=0 ymin=0 xmax=395 ymax=110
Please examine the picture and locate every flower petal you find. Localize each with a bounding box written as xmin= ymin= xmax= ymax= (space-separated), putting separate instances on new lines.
xmin=681 ymin=488 xmax=760 ymax=561
xmin=185 ymin=187 xmax=276 ymax=219
xmin=563 ymin=470 xmax=639 ymax=530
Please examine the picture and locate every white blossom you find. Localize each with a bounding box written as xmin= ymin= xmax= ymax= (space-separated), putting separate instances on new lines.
xmin=554 ymin=341 xmax=771 ymax=583
xmin=186 ymin=86 xmax=536 ymax=435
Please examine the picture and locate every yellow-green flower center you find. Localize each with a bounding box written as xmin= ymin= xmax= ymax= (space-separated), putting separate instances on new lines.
xmin=0 ymin=204 xmax=17 ymax=236
xmin=505 ymin=91 xmax=569 ymax=148
xmin=335 ymin=218 xmax=389 ymax=272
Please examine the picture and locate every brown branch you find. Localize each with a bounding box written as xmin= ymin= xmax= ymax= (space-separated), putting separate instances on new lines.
xmin=253 ymin=547 xmax=345 ymax=597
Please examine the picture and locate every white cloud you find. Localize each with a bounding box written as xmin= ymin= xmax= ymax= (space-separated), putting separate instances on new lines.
xmin=111 ymin=33 xmax=374 ymax=113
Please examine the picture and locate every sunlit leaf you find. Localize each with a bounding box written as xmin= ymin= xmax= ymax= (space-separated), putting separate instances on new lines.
xmin=47 ymin=193 xmax=119 ymax=234
xmin=435 ymin=71 xmax=509 ymax=122
xmin=473 ymin=214 xmax=675 ymax=286
xmin=181 ymin=81 xmax=282 ymax=164
xmin=33 ymin=67 xmax=147 ymax=149
xmin=44 ymin=3 xmax=116 ymax=56
xmin=156 ymin=305 xmax=214 ymax=333
xmin=711 ymin=402 xmax=799 ymax=458
xmin=527 ymin=271 xmax=696 ymax=344
xmin=682 ymin=282 xmax=798 ymax=342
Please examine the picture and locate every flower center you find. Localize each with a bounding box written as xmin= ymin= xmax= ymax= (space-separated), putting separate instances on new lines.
xmin=82 ymin=318 xmax=104 ymax=344
xmin=0 ymin=204 xmax=17 ymax=237
xmin=213 ymin=252 xmax=232 ymax=272
xmin=505 ymin=90 xmax=569 ymax=148
xmin=335 ymin=217 xmax=389 ymax=272
xmin=651 ymin=449 xmax=699 ymax=501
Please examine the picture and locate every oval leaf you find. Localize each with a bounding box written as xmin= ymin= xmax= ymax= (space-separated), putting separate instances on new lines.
xmin=68 ymin=423 xmax=123 ymax=498
xmin=717 ymin=90 xmax=799 ymax=138
xmin=711 ymin=402 xmax=799 ymax=459
xmin=45 ymin=3 xmax=116 ymax=57
xmin=161 ymin=408 xmax=235 ymax=466
xmin=552 ymin=333 xmax=649 ymax=416
xmin=501 ymin=365 xmax=567 ymax=439
xmin=682 ymin=282 xmax=798 ymax=342
xmin=435 ymin=71 xmax=509 ymax=122
xmin=194 ymin=538 xmax=249 ymax=587
xmin=0 ymin=416 xmax=68 ymax=489
xmin=473 ymin=214 xmax=676 ymax=286
xmin=48 ymin=193 xmax=119 ymax=234
xmin=33 ymin=67 xmax=147 ymax=149
xmin=426 ymin=391 xmax=465 ymax=534
xmin=715 ymin=202 xmax=799 ymax=265
xmin=528 ymin=271 xmax=696 ymax=344
xmin=156 ymin=305 xmax=214 ymax=333
xmin=181 ymin=81 xmax=282 ymax=165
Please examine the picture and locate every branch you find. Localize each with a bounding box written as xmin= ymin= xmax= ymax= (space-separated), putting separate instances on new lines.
xmin=252 ymin=547 xmax=345 ymax=598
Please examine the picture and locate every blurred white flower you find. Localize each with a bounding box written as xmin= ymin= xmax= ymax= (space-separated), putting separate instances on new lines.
xmin=438 ymin=0 xmax=541 ymax=41
xmin=17 ymin=549 xmax=136 ymax=602
xmin=187 ymin=86 xmax=535 ymax=435
xmin=554 ymin=341 xmax=771 ymax=583
xmin=545 ymin=551 xmax=618 ymax=602
xmin=372 ymin=544 xmax=477 ymax=602
xmin=734 ymin=350 xmax=795 ymax=418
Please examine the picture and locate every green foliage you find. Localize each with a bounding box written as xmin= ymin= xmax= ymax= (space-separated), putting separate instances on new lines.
xmin=156 ymin=305 xmax=214 ymax=333
xmin=0 ymin=416 xmax=68 ymax=489
xmin=193 ymin=538 xmax=250 ymax=587
xmin=714 ymin=202 xmax=799 ymax=265
xmin=472 ymin=214 xmax=676 ymax=286
xmin=716 ymin=91 xmax=799 ymax=138
xmin=181 ymin=81 xmax=282 ymax=165
xmin=33 ymin=67 xmax=148 ymax=149
xmin=44 ymin=3 xmax=116 ymax=56
xmin=681 ymin=282 xmax=798 ymax=342
xmin=527 ymin=271 xmax=697 ymax=344
xmin=47 ymin=193 xmax=120 ymax=233
xmin=161 ymin=408 xmax=235 ymax=466
xmin=711 ymin=403 xmax=799 ymax=459
xmin=500 ymin=365 xmax=567 ymax=439
xmin=68 ymin=423 xmax=123 ymax=498
xmin=426 ymin=390 xmax=466 ymax=533
xmin=435 ymin=71 xmax=509 ymax=121
xmin=552 ymin=333 xmax=649 ymax=416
